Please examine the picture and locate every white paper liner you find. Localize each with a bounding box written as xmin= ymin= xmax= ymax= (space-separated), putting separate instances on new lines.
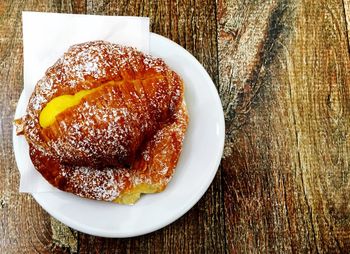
xmin=18 ymin=12 xmax=149 ymax=192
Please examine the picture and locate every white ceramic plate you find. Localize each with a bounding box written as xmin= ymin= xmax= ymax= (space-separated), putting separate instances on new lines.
xmin=13 ymin=33 xmax=225 ymax=238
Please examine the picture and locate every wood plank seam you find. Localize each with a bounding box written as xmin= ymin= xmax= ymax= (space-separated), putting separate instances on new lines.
xmin=341 ymin=0 xmax=350 ymax=52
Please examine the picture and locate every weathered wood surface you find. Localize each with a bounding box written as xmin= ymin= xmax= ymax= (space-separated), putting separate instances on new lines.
xmin=219 ymin=0 xmax=350 ymax=253
xmin=0 ymin=0 xmax=349 ymax=253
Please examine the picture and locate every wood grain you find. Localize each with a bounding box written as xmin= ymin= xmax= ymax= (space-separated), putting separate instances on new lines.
xmin=219 ymin=0 xmax=350 ymax=252
xmin=1 ymin=0 xmax=350 ymax=253
xmin=344 ymin=0 xmax=350 ymax=49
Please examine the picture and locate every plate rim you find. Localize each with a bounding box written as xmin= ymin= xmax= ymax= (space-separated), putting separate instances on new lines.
xmin=13 ymin=32 xmax=225 ymax=238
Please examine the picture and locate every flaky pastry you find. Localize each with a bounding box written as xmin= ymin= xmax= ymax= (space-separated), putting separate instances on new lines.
xmin=15 ymin=41 xmax=188 ymax=204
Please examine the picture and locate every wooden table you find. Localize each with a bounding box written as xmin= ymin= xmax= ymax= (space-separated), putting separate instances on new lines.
xmin=1 ymin=0 xmax=349 ymax=253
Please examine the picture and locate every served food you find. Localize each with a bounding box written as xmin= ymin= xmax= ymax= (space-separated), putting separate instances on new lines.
xmin=15 ymin=41 xmax=188 ymax=204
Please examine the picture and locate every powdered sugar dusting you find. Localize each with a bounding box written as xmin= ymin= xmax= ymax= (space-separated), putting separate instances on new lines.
xmin=63 ymin=166 xmax=119 ymax=201
xmin=19 ymin=40 xmax=188 ymax=202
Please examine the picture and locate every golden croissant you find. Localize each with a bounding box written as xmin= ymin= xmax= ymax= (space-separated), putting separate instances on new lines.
xmin=15 ymin=41 xmax=189 ymax=204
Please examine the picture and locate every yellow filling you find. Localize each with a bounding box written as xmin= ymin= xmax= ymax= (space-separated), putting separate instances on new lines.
xmin=39 ymin=87 xmax=99 ymax=128
xmin=113 ymin=183 xmax=162 ymax=205
xmin=39 ymin=75 xmax=163 ymax=128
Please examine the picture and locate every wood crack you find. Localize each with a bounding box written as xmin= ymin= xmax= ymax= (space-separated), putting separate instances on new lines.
xmin=281 ymin=175 xmax=294 ymax=252
xmin=287 ymin=64 xmax=319 ymax=253
xmin=341 ymin=0 xmax=350 ymax=54
xmin=298 ymin=149 xmax=320 ymax=254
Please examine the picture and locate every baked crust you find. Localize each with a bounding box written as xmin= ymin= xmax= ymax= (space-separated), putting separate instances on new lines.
xmin=16 ymin=41 xmax=188 ymax=204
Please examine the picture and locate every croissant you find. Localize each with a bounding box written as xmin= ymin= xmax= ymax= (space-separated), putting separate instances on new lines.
xmin=15 ymin=41 xmax=189 ymax=204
